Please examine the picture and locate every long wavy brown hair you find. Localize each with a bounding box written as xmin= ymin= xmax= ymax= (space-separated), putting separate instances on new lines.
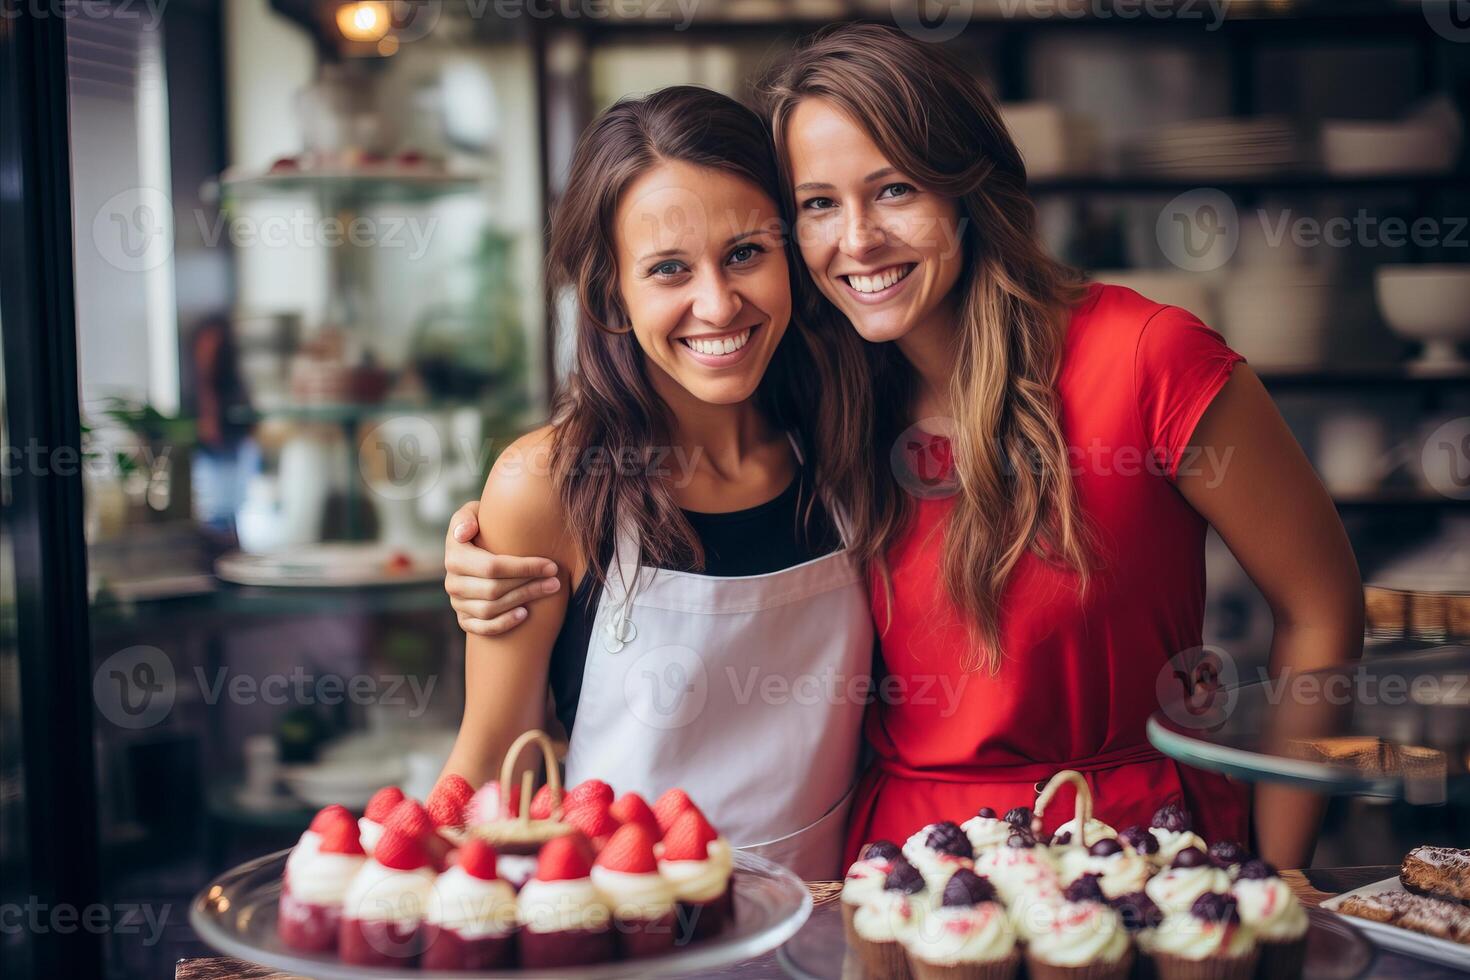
xmin=546 ymin=85 xmax=872 ymax=589
xmin=761 ymin=25 xmax=1093 ymax=672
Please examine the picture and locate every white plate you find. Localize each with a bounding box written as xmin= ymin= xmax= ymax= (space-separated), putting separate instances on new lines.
xmin=1321 ymin=875 xmax=1470 ymax=972
xmin=216 ymin=543 xmax=444 ymax=587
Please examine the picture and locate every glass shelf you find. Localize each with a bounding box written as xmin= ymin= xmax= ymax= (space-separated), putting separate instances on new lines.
xmin=1148 ymin=643 xmax=1470 ymax=802
xmin=216 ymin=168 xmax=484 ymax=205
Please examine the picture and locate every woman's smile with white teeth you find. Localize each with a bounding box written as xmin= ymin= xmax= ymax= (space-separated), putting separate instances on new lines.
xmin=842 ymin=264 xmax=915 ymax=294
xmin=679 ymin=327 xmax=752 ymax=356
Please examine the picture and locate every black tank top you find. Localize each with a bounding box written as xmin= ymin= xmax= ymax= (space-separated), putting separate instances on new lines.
xmin=548 ymin=473 xmax=843 ymax=734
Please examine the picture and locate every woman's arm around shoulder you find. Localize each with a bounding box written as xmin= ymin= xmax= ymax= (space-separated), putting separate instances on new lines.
xmin=438 ymin=426 xmax=580 ymax=787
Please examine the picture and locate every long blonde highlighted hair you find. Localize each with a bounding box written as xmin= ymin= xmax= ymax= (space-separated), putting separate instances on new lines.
xmin=762 ymin=24 xmax=1093 ymax=672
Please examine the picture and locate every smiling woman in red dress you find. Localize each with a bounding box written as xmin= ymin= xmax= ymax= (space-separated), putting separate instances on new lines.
xmin=439 ymin=26 xmax=1363 ymax=871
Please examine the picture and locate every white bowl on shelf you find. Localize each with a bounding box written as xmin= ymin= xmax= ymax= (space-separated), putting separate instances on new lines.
xmin=1374 ymin=265 xmax=1470 ymax=371
xmin=1321 ymin=120 xmax=1455 ymax=176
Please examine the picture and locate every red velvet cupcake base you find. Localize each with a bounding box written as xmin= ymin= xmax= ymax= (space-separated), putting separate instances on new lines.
xmin=338 ymin=915 xmax=422 ymax=967
xmin=419 ymin=924 xmax=517 ymax=971
xmin=615 ymin=910 xmax=679 ymax=959
xmin=276 ymin=889 xmax=340 ymax=954
xmin=519 ymin=925 xmax=616 ymax=969
xmin=675 ymin=882 xmax=735 ymax=944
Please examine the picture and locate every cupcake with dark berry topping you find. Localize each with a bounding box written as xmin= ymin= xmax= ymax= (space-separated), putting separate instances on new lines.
xmin=973 ymin=827 xmax=1060 ymax=905
xmin=1059 ymin=838 xmax=1154 ymax=899
xmin=420 ymin=839 xmax=517 ymax=970
xmin=904 ymin=821 xmax=976 ymax=891
xmin=1205 ymin=841 xmax=1251 ymax=879
xmin=1146 ymin=848 xmax=1231 ymax=916
xmin=1118 ymin=825 xmax=1162 ymax=866
xmin=1149 ymin=892 xmax=1258 ymax=980
xmin=902 ymin=869 xmax=1019 ymax=980
xmin=1147 ymin=805 xmax=1206 ymax=866
xmin=851 ymin=858 xmax=928 ymax=979
xmin=962 ymin=808 xmax=1013 ymax=853
xmin=1230 ymin=861 xmax=1306 ymax=980
xmin=844 ymin=841 xmax=903 ymax=933
xmin=1022 ymin=875 xmax=1133 ymax=980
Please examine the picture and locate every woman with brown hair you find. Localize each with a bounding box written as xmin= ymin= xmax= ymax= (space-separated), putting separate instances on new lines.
xmin=437 ymin=84 xmax=875 ymax=879
xmin=445 ymin=26 xmax=1362 ymax=871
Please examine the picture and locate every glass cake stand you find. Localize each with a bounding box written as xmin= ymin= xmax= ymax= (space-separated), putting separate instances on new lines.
xmin=1148 ymin=643 xmax=1470 ymax=803
xmin=190 ymin=848 xmax=810 ymax=979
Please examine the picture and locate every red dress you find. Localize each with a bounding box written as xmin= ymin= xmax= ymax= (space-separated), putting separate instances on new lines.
xmin=847 ymin=283 xmax=1251 ymax=859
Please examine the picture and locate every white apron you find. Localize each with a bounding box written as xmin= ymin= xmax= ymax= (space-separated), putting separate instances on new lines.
xmin=562 ymin=483 xmax=872 ymax=881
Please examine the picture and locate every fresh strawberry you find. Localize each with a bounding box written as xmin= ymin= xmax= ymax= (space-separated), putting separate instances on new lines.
xmin=374 ymin=827 xmax=431 ymax=871
xmin=364 ymin=786 xmax=406 ymax=824
xmin=565 ymin=778 xmax=614 ymax=811
xmin=653 ymin=788 xmax=697 ymax=835
xmin=458 ymin=839 xmax=499 ymax=881
xmin=595 ymin=823 xmax=659 ymax=875
xmin=564 ymin=802 xmax=619 ymax=842
xmin=319 ymin=816 xmax=365 ymax=855
xmin=662 ymin=808 xmax=719 ymax=862
xmin=530 ymin=784 xmax=559 ymax=820
xmin=535 ymin=833 xmax=593 ymax=882
xmin=384 ymin=799 xmax=435 ymax=839
xmin=308 ymin=804 xmax=354 ymax=833
xmin=426 ymin=775 xmax=473 ymax=828
xmin=610 ymin=792 xmax=659 ymax=836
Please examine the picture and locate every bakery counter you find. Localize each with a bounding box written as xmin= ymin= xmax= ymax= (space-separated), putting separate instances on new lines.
xmin=175 ymin=867 xmax=1459 ymax=979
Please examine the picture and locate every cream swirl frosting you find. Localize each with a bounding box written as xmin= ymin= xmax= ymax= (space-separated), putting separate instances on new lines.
xmin=1150 ymin=828 xmax=1207 ymax=866
xmin=284 ymin=829 xmax=322 ymax=881
xmin=658 ymin=839 xmax=732 ymax=904
xmin=424 ymin=867 xmax=516 ymax=937
xmin=1149 ymin=913 xmax=1256 ymax=960
xmin=1025 ymin=901 xmax=1130 ymax=967
xmin=516 ymin=877 xmax=612 ymax=933
xmin=1231 ymin=877 xmax=1307 ymax=941
xmin=903 ymin=825 xmax=975 ymax=891
xmin=1146 ymin=864 xmax=1231 ymax=915
xmin=973 ymin=846 xmax=1058 ymax=903
xmin=1060 ymin=852 xmax=1154 ymax=899
xmin=283 ymin=846 xmax=365 ymax=906
xmin=902 ymin=902 xmax=1016 ymax=966
xmin=842 ymin=858 xmax=896 ymax=907
xmin=590 ymin=866 xmax=677 ymax=921
xmin=961 ymin=815 xmax=1012 ymax=853
xmin=1052 ymin=817 xmax=1118 ymax=847
xmin=356 ymin=819 xmax=383 ymax=857
xmin=342 ymin=860 xmax=437 ymax=924
xmin=853 ymin=889 xmax=926 ymax=943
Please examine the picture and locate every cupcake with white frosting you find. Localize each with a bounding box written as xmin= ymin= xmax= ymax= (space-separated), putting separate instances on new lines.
xmin=278 ymin=807 xmax=365 ymax=953
xmin=338 ymin=826 xmax=438 ymax=967
xmin=973 ymin=828 xmax=1059 ymax=905
xmin=658 ymin=807 xmax=734 ymax=940
xmin=1206 ymin=841 xmax=1252 ymax=880
xmin=901 ymin=868 xmax=1019 ymax=980
xmin=1117 ymin=825 xmax=1163 ymax=866
xmin=1230 ymin=861 xmax=1307 ymax=980
xmin=357 ymin=787 xmax=403 ymax=857
xmin=1147 ymin=804 xmax=1207 ymax=866
xmin=592 ymin=823 xmax=679 ymax=957
xmin=852 ymin=858 xmax=928 ymax=979
xmin=1058 ymin=838 xmax=1154 ymax=899
xmin=420 ymin=839 xmax=517 ymax=970
xmin=1146 ymin=848 xmax=1231 ymax=916
xmin=843 ymin=840 xmax=903 ymax=933
xmin=904 ymin=821 xmax=977 ymax=892
xmin=1049 ymin=816 xmax=1118 ymax=849
xmin=517 ymin=833 xmax=614 ymax=968
xmin=1022 ymin=886 xmax=1133 ymax=980
xmin=1148 ymin=891 xmax=1258 ymax=980
xmin=957 ymin=807 xmax=1008 ymax=853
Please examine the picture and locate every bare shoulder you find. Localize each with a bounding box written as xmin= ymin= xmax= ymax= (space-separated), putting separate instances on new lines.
xmin=479 ymin=425 xmax=573 ymax=558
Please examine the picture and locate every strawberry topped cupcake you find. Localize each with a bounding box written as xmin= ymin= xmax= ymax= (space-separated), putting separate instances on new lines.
xmin=420 ymin=839 xmax=518 ymax=971
xmin=851 ymin=858 xmax=928 ymax=979
xmin=843 ymin=841 xmax=903 ymax=933
xmin=565 ymin=777 xmax=614 ymax=812
xmin=565 ymin=799 xmax=620 ymax=851
xmin=653 ymin=787 xmax=698 ymax=835
xmin=592 ymin=823 xmax=679 ymax=957
xmin=904 ymin=821 xmax=977 ymax=891
xmin=1148 ymin=892 xmax=1258 ymax=980
xmin=286 ymin=804 xmax=352 ymax=881
xmin=1230 ymin=861 xmax=1307 ymax=980
xmin=529 ymin=784 xmax=559 ymax=820
xmin=657 ymin=808 xmax=734 ymax=940
xmin=517 ymin=833 xmax=615 ymax=968
xmin=901 ymin=868 xmax=1019 ymax=980
xmin=425 ymin=774 xmax=474 ymax=846
xmin=962 ymin=808 xmax=1012 ymax=853
xmin=384 ymin=797 xmax=454 ymax=871
xmin=279 ymin=808 xmax=365 ymax=953
xmin=358 ymin=787 xmax=403 ymax=857
xmin=339 ymin=826 xmax=438 ymax=966
xmin=1146 ymin=848 xmax=1231 ymax=916
xmin=1148 ymin=805 xmax=1207 ymax=866
xmin=610 ymin=792 xmax=661 ymax=837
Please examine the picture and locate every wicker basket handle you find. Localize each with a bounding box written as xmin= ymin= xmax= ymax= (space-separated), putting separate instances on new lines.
xmin=1031 ymin=769 xmax=1094 ymax=845
xmin=497 ymin=729 xmax=563 ymax=823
